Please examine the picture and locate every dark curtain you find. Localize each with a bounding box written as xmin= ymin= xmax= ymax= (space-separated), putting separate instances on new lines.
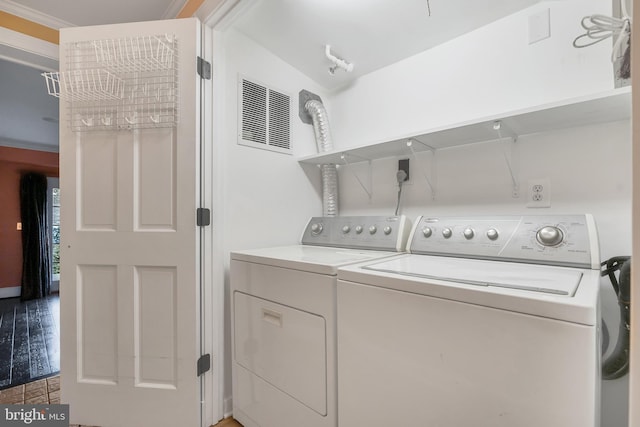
xmin=19 ymin=172 xmax=51 ymax=301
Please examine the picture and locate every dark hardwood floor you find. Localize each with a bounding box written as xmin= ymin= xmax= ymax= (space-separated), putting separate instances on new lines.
xmin=0 ymin=294 xmax=60 ymax=390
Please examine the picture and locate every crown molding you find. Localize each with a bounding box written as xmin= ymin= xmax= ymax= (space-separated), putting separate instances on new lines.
xmin=162 ymin=0 xmax=188 ymax=19
xmin=0 ymin=0 xmax=75 ymax=29
xmin=0 ymin=26 xmax=58 ymax=67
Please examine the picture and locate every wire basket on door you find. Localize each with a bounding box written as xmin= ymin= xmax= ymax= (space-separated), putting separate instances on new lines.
xmin=42 ymin=70 xmax=125 ymax=101
xmin=42 ymin=34 xmax=178 ymax=131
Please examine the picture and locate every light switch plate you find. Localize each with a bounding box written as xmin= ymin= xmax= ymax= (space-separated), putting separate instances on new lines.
xmin=529 ymin=8 xmax=550 ymax=44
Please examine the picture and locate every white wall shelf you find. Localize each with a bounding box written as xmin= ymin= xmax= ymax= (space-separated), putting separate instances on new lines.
xmin=298 ymin=87 xmax=631 ymax=165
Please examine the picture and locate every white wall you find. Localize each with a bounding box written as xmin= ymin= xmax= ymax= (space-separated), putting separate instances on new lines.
xmin=214 ymin=27 xmax=328 ymax=412
xmin=328 ymin=0 xmax=614 ymax=151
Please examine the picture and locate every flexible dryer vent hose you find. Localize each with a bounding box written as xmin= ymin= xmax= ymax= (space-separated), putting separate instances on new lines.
xmin=305 ymin=99 xmax=338 ymax=217
xmin=601 ymin=256 xmax=631 ymax=380
xmin=601 ymin=257 xmax=631 ymax=380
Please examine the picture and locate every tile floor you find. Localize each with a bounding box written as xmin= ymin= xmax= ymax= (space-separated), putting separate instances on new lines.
xmin=0 ymin=376 xmax=242 ymax=427
xmin=0 ymin=376 xmax=97 ymax=427
xmin=0 ymin=375 xmax=60 ymax=404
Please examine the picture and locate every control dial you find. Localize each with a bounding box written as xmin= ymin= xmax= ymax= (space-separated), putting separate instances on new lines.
xmin=463 ymin=228 xmax=475 ymax=240
xmin=536 ymin=226 xmax=564 ymax=247
xmin=342 ymin=225 xmax=351 ymax=234
xmin=383 ymin=226 xmax=392 ymax=235
xmin=422 ymin=227 xmax=432 ymax=238
xmin=369 ymin=225 xmax=377 ymax=235
xmin=442 ymin=228 xmax=452 ymax=239
xmin=486 ymin=228 xmax=499 ymax=241
xmin=355 ymin=226 xmax=363 ymax=234
xmin=310 ymin=223 xmax=323 ymax=235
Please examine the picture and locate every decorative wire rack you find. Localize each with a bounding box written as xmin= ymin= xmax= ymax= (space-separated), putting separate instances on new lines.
xmin=42 ymin=34 xmax=178 ymax=131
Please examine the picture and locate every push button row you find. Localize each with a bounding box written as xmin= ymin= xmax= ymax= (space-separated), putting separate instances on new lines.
xmin=312 ymin=223 xmax=394 ymax=235
xmin=422 ymin=227 xmax=500 ymax=241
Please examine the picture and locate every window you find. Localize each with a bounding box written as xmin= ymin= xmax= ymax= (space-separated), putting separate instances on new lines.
xmin=47 ymin=177 xmax=60 ymax=291
xmin=52 ymin=187 xmax=60 ymax=279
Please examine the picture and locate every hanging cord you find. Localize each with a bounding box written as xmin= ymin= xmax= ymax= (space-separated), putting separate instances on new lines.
xmin=573 ymin=0 xmax=632 ymax=77
xmin=600 ymin=256 xmax=631 ymax=380
xmin=395 ymin=170 xmax=407 ymax=216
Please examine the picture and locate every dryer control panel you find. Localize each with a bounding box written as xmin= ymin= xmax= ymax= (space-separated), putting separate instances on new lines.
xmin=408 ymin=214 xmax=600 ymax=269
xmin=302 ymin=216 xmax=411 ymax=252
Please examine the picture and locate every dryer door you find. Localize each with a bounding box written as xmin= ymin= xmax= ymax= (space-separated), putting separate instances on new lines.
xmin=234 ymin=292 xmax=327 ymax=415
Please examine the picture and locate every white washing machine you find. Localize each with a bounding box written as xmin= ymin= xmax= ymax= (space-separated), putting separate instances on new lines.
xmin=230 ymin=215 xmax=411 ymax=427
xmin=337 ymin=215 xmax=601 ymax=427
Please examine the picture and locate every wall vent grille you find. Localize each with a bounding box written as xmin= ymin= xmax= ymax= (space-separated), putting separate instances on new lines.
xmin=238 ymin=76 xmax=291 ymax=154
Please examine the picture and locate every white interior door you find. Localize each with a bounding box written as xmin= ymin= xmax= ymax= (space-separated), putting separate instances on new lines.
xmin=59 ymin=18 xmax=206 ymax=427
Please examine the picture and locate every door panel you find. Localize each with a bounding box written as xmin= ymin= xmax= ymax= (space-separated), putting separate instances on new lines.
xmin=135 ymin=129 xmax=176 ymax=231
xmin=78 ymin=134 xmax=118 ymax=230
xmin=60 ymin=18 xmax=203 ymax=427
xmin=134 ymin=265 xmax=177 ymax=388
xmin=77 ymin=264 xmax=118 ymax=384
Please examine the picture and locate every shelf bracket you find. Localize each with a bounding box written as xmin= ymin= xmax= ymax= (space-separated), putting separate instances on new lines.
xmin=340 ymin=153 xmax=373 ymax=200
xmin=407 ymin=139 xmax=437 ymax=201
xmin=493 ymin=121 xmax=520 ymax=198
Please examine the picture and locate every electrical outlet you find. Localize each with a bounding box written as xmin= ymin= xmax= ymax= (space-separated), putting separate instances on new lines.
xmin=398 ymin=158 xmax=410 ymax=182
xmin=527 ymin=179 xmax=551 ymax=208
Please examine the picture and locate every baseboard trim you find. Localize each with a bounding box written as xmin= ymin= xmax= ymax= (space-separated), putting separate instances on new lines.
xmin=223 ymin=397 xmax=233 ymax=419
xmin=0 ymin=286 xmax=21 ymax=299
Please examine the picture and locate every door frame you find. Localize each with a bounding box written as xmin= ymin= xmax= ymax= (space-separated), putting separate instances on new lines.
xmin=628 ymin=3 xmax=639 ymax=425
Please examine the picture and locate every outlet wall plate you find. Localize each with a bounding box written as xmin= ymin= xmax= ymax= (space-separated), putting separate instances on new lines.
xmin=529 ymin=8 xmax=551 ymax=44
xmin=527 ymin=178 xmax=551 ymax=208
xmin=398 ymin=158 xmax=410 ymax=182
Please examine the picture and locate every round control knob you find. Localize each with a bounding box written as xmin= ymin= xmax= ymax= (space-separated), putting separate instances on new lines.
xmin=310 ymin=223 xmax=323 ymax=235
xmin=442 ymin=228 xmax=452 ymax=239
xmin=369 ymin=225 xmax=377 ymax=235
xmin=342 ymin=225 xmax=351 ymax=234
xmin=486 ymin=228 xmax=499 ymax=241
xmin=536 ymin=226 xmax=564 ymax=246
xmin=383 ymin=226 xmax=392 ymax=235
xmin=355 ymin=225 xmax=363 ymax=234
xmin=422 ymin=227 xmax=433 ymax=238
xmin=463 ymin=228 xmax=475 ymax=240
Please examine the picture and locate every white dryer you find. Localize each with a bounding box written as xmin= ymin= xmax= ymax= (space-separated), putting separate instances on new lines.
xmin=230 ymin=215 xmax=411 ymax=427
xmin=337 ymin=215 xmax=601 ymax=427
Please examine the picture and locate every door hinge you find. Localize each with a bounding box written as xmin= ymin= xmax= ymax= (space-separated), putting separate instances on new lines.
xmin=197 ymin=354 xmax=211 ymax=376
xmin=197 ymin=208 xmax=211 ymax=226
xmin=197 ymin=57 xmax=211 ymax=80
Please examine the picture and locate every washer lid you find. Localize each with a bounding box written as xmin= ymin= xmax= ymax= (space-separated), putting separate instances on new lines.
xmin=231 ymin=245 xmax=402 ymax=275
xmin=363 ymin=256 xmax=582 ymax=296
xmin=339 ymin=255 xmax=599 ymax=325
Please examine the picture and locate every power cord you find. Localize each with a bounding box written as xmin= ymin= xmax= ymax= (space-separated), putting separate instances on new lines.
xmin=573 ymin=0 xmax=631 ymax=69
xmin=395 ymin=170 xmax=408 ymax=216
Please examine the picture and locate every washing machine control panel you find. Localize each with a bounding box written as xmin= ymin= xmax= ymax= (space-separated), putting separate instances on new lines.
xmin=408 ymin=215 xmax=599 ymax=269
xmin=302 ymin=216 xmax=411 ymax=252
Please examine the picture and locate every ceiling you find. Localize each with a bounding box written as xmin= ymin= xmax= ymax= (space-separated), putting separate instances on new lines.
xmin=0 ymin=59 xmax=59 ymax=151
xmin=1 ymin=0 xmax=548 ymax=151
xmin=3 ymin=0 xmax=185 ymax=27
xmin=233 ymin=0 xmax=547 ymax=91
